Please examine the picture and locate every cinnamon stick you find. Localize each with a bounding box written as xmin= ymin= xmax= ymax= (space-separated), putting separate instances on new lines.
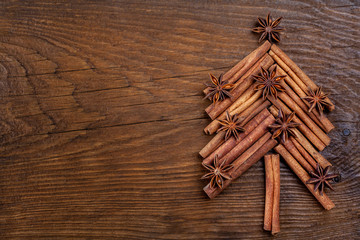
xmin=204 ymin=137 xmax=278 ymax=199
xmin=200 ymin=108 xmax=270 ymax=159
xmin=239 ymin=100 xmax=271 ymax=127
xmin=204 ymin=41 xmax=271 ymax=95
xmin=267 ymin=96 xmax=326 ymax=151
xmin=274 ymin=144 xmax=335 ymax=210
xmin=228 ymin=84 xmax=261 ymax=114
xmin=198 ymin=132 xmax=225 ymax=158
xmin=263 ymin=155 xmax=274 ymax=231
xmin=269 ymin=46 xmax=335 ymax=111
xmin=207 ymin=114 xmax=275 ymax=166
xmin=269 ymin=105 xmax=332 ymax=168
xmin=205 ymin=53 xmax=266 ymax=117
xmin=272 ymin=64 xmax=327 ymax=132
xmin=204 ymin=85 xmax=262 ymax=135
xmin=289 ymin=136 xmax=317 ymax=169
xmin=278 ymin=89 xmax=331 ymax=146
xmin=291 ymin=129 xmax=332 ymax=168
xmin=271 ymin=154 xmax=280 ymax=235
xmin=231 ymin=132 xmax=271 ymax=171
xmin=282 ymin=140 xmax=314 ymax=173
xmin=206 ymin=54 xmax=274 ymax=119
xmin=204 ymin=90 xmax=266 ymax=135
xmin=275 ymin=64 xmax=335 ymax=133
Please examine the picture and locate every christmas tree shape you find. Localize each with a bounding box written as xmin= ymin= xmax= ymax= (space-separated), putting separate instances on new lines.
xmin=200 ymin=16 xmax=340 ymax=232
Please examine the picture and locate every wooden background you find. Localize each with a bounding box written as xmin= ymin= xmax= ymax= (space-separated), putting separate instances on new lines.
xmin=0 ymin=0 xmax=359 ymax=239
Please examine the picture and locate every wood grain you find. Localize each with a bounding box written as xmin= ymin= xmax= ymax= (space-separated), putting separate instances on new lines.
xmin=0 ymin=0 xmax=359 ymax=239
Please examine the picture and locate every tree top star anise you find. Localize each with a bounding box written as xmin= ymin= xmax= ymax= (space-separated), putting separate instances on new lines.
xmin=252 ymin=13 xmax=284 ymax=43
xmin=302 ymin=87 xmax=332 ymax=116
xmin=253 ymin=66 xmax=286 ymax=99
xmin=217 ymin=111 xmax=245 ymax=141
xmin=306 ymin=163 xmax=339 ymax=196
xmin=201 ymin=154 xmax=233 ymax=189
xmin=269 ymin=108 xmax=301 ymax=143
xmin=204 ymin=73 xmax=233 ymax=104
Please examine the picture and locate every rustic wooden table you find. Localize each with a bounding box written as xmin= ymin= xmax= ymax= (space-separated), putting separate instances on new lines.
xmin=0 ymin=1 xmax=359 ymax=239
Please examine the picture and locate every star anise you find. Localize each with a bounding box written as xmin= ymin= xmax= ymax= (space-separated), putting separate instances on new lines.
xmin=269 ymin=108 xmax=301 ymax=143
xmin=201 ymin=154 xmax=233 ymax=189
xmin=253 ymin=66 xmax=286 ymax=99
xmin=217 ymin=111 xmax=245 ymax=141
xmin=252 ymin=13 xmax=284 ymax=43
xmin=302 ymin=87 xmax=331 ymax=116
xmin=306 ymin=163 xmax=339 ymax=196
xmin=204 ymin=73 xmax=233 ymax=104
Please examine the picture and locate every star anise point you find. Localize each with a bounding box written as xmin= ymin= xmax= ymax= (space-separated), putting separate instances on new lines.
xmin=269 ymin=108 xmax=301 ymax=143
xmin=306 ymin=163 xmax=339 ymax=196
xmin=217 ymin=111 xmax=245 ymax=141
xmin=201 ymin=155 xmax=233 ymax=189
xmin=253 ymin=67 xmax=286 ymax=100
xmin=204 ymin=73 xmax=233 ymax=104
xmin=252 ymin=13 xmax=284 ymax=43
xmin=302 ymin=87 xmax=331 ymax=116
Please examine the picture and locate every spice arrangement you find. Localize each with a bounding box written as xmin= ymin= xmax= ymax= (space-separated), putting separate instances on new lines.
xmin=200 ymin=13 xmax=339 ymax=235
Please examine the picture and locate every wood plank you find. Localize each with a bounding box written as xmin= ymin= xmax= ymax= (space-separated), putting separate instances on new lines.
xmin=0 ymin=1 xmax=358 ymax=239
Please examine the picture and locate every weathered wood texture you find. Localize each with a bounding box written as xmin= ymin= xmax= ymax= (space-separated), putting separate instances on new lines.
xmin=0 ymin=1 xmax=359 ymax=239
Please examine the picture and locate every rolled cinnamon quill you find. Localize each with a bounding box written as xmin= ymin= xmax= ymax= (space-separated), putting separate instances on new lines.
xmin=271 ymin=64 xmax=326 ymax=131
xmin=289 ymin=136 xmax=317 ymax=169
xmin=271 ymin=154 xmax=280 ymax=235
xmin=274 ymin=65 xmax=334 ymax=133
xmin=274 ymin=144 xmax=335 ymax=210
xmin=267 ymin=96 xmax=326 ymax=151
xmin=269 ymin=45 xmax=334 ymax=111
xmin=204 ymin=41 xmax=271 ymax=95
xmin=239 ymin=100 xmax=271 ymax=127
xmin=204 ymin=134 xmax=277 ymax=199
xmin=278 ymin=91 xmax=330 ymax=146
xmin=206 ymin=54 xmax=274 ymax=119
xmin=268 ymin=105 xmax=332 ymax=168
xmin=199 ymin=108 xmax=270 ymax=159
xmin=291 ymin=129 xmax=332 ymax=169
xmin=263 ymin=155 xmax=274 ymax=231
xmin=204 ymin=85 xmax=262 ymax=135
xmin=264 ymin=154 xmax=280 ymax=234
xmin=208 ymin=114 xmax=275 ymax=166
xmin=282 ymin=139 xmax=314 ymax=173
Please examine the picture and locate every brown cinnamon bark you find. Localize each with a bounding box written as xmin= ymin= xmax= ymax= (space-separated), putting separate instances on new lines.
xmin=228 ymin=84 xmax=261 ymax=114
xmin=278 ymin=90 xmax=331 ymax=146
xmin=269 ymin=105 xmax=332 ymax=168
xmin=200 ymin=108 xmax=270 ymax=159
xmin=269 ymin=46 xmax=334 ymax=111
xmin=263 ymin=155 xmax=274 ymax=231
xmin=267 ymin=96 xmax=326 ymax=151
xmin=272 ymin=64 xmax=327 ymax=132
xmin=291 ymin=129 xmax=332 ymax=168
xmin=239 ymin=100 xmax=271 ymax=127
xmin=290 ymin=136 xmax=317 ymax=169
xmin=206 ymin=114 xmax=275 ymax=166
xmin=203 ymin=84 xmax=261 ymax=135
xmin=230 ymin=132 xmax=271 ymax=170
xmin=203 ymin=41 xmax=271 ymax=95
xmin=206 ymin=54 xmax=274 ymax=119
xmin=271 ymin=154 xmax=280 ymax=235
xmin=204 ymin=90 xmax=266 ymax=135
xmin=282 ymin=139 xmax=314 ymax=173
xmin=204 ymin=137 xmax=277 ymax=199
xmin=198 ymin=132 xmax=225 ymax=158
xmin=275 ymin=65 xmax=334 ymax=133
xmin=205 ymin=53 xmax=266 ymax=116
xmin=274 ymin=145 xmax=335 ymax=210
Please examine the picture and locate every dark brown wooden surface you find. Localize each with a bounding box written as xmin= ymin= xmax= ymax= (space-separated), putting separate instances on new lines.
xmin=0 ymin=1 xmax=359 ymax=239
